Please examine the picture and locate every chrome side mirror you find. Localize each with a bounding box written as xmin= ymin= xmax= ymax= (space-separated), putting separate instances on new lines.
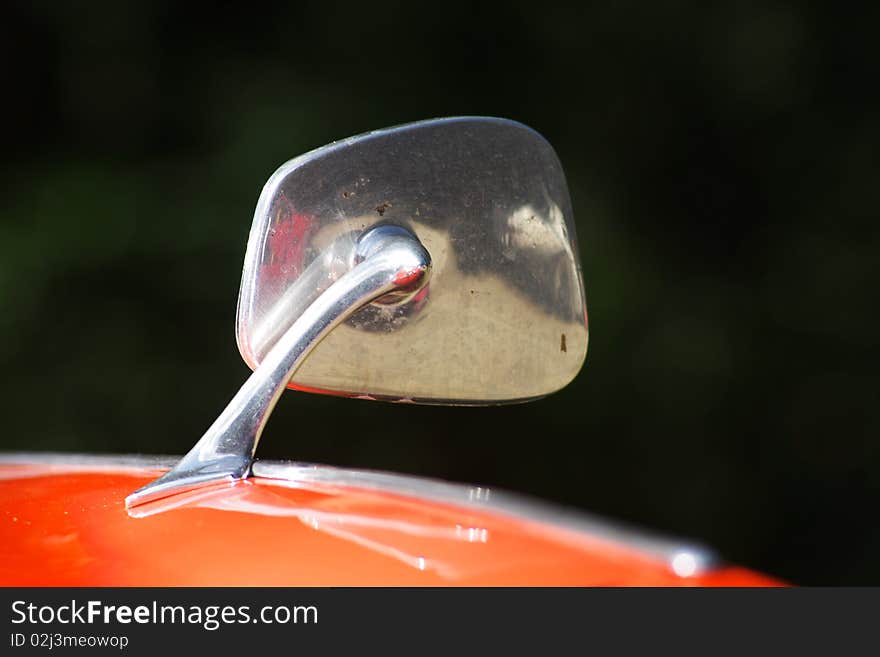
xmin=127 ymin=117 xmax=588 ymax=508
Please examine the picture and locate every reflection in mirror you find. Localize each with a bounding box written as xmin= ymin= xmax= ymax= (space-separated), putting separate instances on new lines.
xmin=237 ymin=116 xmax=588 ymax=404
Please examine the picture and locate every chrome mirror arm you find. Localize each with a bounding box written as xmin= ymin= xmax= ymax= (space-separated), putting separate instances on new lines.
xmin=126 ymin=226 xmax=431 ymax=508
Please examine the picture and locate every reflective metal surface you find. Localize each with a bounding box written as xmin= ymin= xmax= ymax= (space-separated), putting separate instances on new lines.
xmin=237 ymin=116 xmax=588 ymax=403
xmin=125 ymin=226 xmax=430 ymax=508
xmin=127 ymin=117 xmax=588 ymax=507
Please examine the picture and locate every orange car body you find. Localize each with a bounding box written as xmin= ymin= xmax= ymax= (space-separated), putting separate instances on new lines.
xmin=0 ymin=456 xmax=779 ymax=586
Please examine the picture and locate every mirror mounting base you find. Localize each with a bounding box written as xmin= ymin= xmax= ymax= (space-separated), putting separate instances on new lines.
xmin=125 ymin=225 xmax=431 ymax=509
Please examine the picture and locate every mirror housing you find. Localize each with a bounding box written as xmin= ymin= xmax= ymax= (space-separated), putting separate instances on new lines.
xmin=237 ymin=116 xmax=588 ymax=404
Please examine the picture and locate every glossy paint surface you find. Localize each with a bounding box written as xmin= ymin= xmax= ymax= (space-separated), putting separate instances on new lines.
xmin=0 ymin=463 xmax=779 ymax=586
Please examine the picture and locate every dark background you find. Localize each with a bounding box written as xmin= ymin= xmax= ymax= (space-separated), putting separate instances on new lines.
xmin=1 ymin=2 xmax=877 ymax=584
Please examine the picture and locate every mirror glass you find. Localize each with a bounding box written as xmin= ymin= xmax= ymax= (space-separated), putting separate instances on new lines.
xmin=236 ymin=117 xmax=588 ymax=404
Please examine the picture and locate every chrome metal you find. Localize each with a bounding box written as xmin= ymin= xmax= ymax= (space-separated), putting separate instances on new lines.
xmin=127 ymin=117 xmax=587 ymax=506
xmin=237 ymin=116 xmax=588 ymax=404
xmin=0 ymin=452 xmax=719 ymax=577
xmin=0 ymin=452 xmax=179 ymax=473
xmin=124 ymin=226 xmax=431 ymax=508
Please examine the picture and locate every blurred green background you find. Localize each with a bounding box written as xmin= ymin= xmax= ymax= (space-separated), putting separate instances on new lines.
xmin=1 ymin=2 xmax=877 ymax=584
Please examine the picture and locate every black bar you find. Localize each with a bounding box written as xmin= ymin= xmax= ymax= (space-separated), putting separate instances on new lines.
xmin=1 ymin=588 xmax=876 ymax=655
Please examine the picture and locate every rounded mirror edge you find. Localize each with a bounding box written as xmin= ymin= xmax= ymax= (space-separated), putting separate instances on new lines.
xmin=235 ymin=116 xmax=589 ymax=405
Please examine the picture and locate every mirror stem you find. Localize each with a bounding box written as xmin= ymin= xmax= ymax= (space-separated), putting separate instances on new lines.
xmin=126 ymin=226 xmax=431 ymax=509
